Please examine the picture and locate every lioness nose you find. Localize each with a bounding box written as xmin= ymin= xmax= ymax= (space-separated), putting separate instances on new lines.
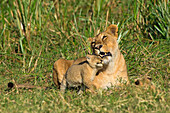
xmin=100 ymin=52 xmax=105 ymax=55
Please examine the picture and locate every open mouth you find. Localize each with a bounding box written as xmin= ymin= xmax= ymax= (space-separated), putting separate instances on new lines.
xmin=100 ymin=52 xmax=112 ymax=58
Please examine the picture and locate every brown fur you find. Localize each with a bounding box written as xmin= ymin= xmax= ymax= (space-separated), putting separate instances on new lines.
xmin=53 ymin=24 xmax=129 ymax=90
xmin=60 ymin=55 xmax=103 ymax=93
xmin=53 ymin=59 xmax=74 ymax=88
xmin=53 ymin=57 xmax=87 ymax=88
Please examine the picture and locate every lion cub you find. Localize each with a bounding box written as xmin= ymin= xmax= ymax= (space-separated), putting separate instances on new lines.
xmin=60 ymin=54 xmax=103 ymax=93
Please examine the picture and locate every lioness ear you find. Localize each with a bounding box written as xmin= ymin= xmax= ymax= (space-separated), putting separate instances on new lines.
xmin=106 ymin=24 xmax=118 ymax=38
xmin=88 ymin=37 xmax=93 ymax=42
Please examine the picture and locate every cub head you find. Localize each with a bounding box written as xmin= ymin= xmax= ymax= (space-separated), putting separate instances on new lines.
xmin=88 ymin=24 xmax=119 ymax=64
xmin=86 ymin=54 xmax=103 ymax=69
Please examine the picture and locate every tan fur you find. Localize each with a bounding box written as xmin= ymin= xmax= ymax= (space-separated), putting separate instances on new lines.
xmin=53 ymin=59 xmax=74 ymax=88
xmin=60 ymin=55 xmax=103 ymax=93
xmin=53 ymin=57 xmax=87 ymax=88
xmin=87 ymin=24 xmax=129 ymax=89
xmin=53 ymin=24 xmax=129 ymax=90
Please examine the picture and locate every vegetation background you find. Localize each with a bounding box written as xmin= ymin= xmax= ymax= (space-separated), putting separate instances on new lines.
xmin=0 ymin=0 xmax=169 ymax=112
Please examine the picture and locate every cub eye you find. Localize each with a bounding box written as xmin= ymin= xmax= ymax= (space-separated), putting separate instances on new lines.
xmin=102 ymin=36 xmax=107 ymax=40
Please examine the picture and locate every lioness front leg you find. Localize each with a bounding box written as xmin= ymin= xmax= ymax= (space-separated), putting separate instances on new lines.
xmin=60 ymin=77 xmax=67 ymax=93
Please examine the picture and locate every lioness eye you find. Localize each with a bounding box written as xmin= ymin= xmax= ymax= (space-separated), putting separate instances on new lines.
xmin=102 ymin=36 xmax=107 ymax=40
xmin=91 ymin=42 xmax=95 ymax=46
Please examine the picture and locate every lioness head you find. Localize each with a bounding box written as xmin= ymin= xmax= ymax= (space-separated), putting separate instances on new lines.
xmin=88 ymin=24 xmax=119 ymax=64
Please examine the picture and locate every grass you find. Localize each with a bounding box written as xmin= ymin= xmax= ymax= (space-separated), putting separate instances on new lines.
xmin=0 ymin=0 xmax=169 ymax=112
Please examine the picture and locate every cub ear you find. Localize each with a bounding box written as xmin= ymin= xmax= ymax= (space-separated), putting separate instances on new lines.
xmin=106 ymin=24 xmax=118 ymax=38
xmin=86 ymin=54 xmax=92 ymax=62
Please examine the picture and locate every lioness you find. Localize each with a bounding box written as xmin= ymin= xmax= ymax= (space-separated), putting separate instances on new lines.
xmin=53 ymin=24 xmax=129 ymax=90
xmin=60 ymin=54 xmax=103 ymax=93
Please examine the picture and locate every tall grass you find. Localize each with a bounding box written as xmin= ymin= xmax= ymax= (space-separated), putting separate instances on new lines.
xmin=0 ymin=0 xmax=169 ymax=112
xmin=133 ymin=0 xmax=169 ymax=40
xmin=0 ymin=0 xmax=44 ymax=74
